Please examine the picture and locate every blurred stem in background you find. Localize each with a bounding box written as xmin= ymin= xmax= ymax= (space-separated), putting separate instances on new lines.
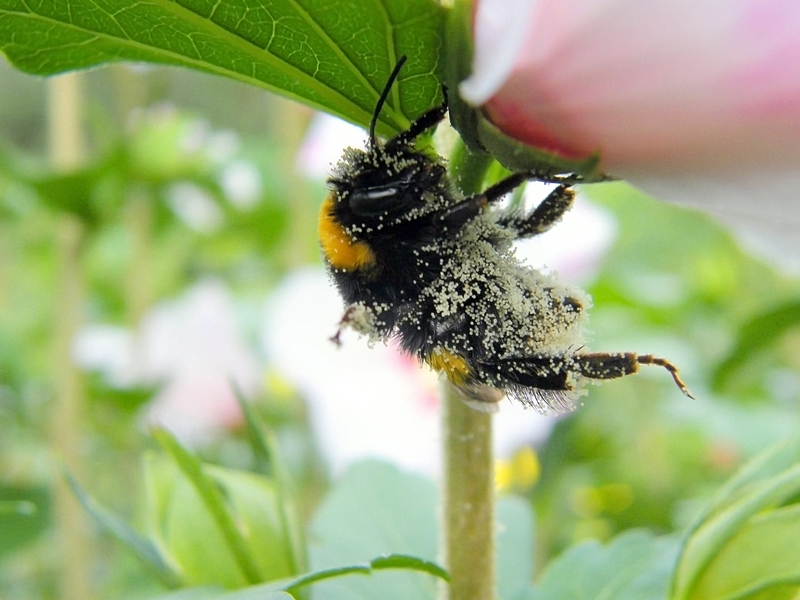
xmin=117 ymin=68 xmax=155 ymax=383
xmin=270 ymin=95 xmax=316 ymax=270
xmin=124 ymin=186 xmax=154 ymax=328
xmin=47 ymin=72 xmax=93 ymax=600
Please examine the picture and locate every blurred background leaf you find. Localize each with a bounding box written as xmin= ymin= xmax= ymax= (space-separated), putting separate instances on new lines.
xmin=672 ymin=439 xmax=800 ymax=600
xmin=308 ymin=460 xmax=534 ymax=600
xmin=528 ymin=530 xmax=680 ymax=600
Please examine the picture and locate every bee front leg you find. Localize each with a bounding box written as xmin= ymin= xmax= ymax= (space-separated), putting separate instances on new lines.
xmin=329 ymin=303 xmax=378 ymax=346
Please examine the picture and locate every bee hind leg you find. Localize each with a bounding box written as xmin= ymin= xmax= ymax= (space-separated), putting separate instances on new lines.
xmin=575 ymin=352 xmax=694 ymax=398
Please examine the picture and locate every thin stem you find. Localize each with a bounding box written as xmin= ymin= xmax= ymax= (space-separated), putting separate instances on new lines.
xmin=441 ymin=384 xmax=495 ymax=600
xmin=440 ymin=138 xmax=496 ymax=600
xmin=48 ymin=73 xmax=87 ymax=170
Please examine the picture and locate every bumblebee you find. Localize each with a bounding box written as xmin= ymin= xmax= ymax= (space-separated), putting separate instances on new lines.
xmin=319 ymin=57 xmax=692 ymax=413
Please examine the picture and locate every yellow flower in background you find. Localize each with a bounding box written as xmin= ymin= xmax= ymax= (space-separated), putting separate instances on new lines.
xmin=496 ymin=446 xmax=541 ymax=492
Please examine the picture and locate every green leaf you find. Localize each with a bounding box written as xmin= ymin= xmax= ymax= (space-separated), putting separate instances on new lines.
xmin=687 ymin=505 xmax=800 ymax=600
xmin=233 ymin=385 xmax=278 ymax=477
xmin=0 ymin=488 xmax=48 ymax=559
xmin=674 ymin=461 xmax=800 ymax=597
xmin=0 ymin=0 xmax=444 ymax=137
xmin=218 ymin=590 xmax=294 ymax=600
xmin=307 ymin=459 xmax=534 ymax=600
xmin=672 ymin=439 xmax=800 ymax=600
xmin=310 ymin=460 xmax=439 ymax=565
xmin=207 ymin=553 xmax=448 ymax=599
xmin=64 ymin=471 xmax=182 ymax=588
xmin=151 ymin=586 xmax=294 ymax=600
xmin=149 ymin=586 xmax=225 ymax=600
xmin=147 ymin=433 xmax=300 ymax=588
xmin=232 ymin=387 xmax=308 ymax=577
xmin=0 ymin=500 xmax=36 ymax=516
xmin=277 ymin=564 xmax=372 ymax=591
xmin=443 ymin=0 xmax=480 ymax=153
xmin=474 ymin=117 xmax=604 ymax=178
xmin=29 ymin=157 xmax=121 ymax=225
xmin=496 ymin=495 xmax=535 ymax=600
xmin=685 ymin=439 xmax=800 ymax=530
xmin=530 ymin=530 xmax=680 ymax=600
xmin=153 ymin=428 xmax=264 ymax=585
xmin=248 ymin=554 xmax=449 ymax=595
xmin=369 ymin=554 xmax=449 ymax=581
xmin=308 ymin=459 xmax=440 ymax=600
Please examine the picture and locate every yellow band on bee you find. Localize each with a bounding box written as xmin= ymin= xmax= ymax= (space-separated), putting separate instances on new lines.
xmin=318 ymin=196 xmax=376 ymax=270
xmin=426 ymin=348 xmax=471 ymax=385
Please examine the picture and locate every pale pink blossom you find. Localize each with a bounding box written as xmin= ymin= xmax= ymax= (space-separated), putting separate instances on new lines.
xmin=461 ymin=0 xmax=800 ymax=269
xmin=75 ymin=280 xmax=262 ymax=445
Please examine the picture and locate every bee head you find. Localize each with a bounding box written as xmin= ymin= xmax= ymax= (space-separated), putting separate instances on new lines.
xmin=328 ymin=146 xmax=445 ymax=223
xmin=323 ymin=55 xmax=449 ymax=233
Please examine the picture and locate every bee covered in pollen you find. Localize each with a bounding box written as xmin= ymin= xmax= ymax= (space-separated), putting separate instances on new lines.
xmin=318 ymin=56 xmax=692 ymax=413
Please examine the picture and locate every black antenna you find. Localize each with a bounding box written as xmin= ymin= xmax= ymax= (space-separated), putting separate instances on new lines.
xmin=369 ymin=55 xmax=407 ymax=146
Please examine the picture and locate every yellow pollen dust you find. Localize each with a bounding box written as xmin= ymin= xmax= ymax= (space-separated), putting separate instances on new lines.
xmin=318 ymin=196 xmax=376 ymax=270
xmin=426 ymin=348 xmax=471 ymax=385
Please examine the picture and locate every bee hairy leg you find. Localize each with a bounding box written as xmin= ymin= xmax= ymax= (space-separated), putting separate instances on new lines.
xmin=436 ymin=173 xmax=575 ymax=232
xmin=480 ymin=170 xmax=588 ymax=209
xmin=483 ymin=356 xmax=574 ymax=391
xmin=385 ymin=102 xmax=448 ymax=150
xmin=497 ymin=185 xmax=576 ymax=238
xmin=576 ymin=352 xmax=694 ymax=398
xmin=329 ymin=305 xmax=358 ymax=346
xmin=487 ymin=351 xmax=693 ymax=400
xmin=329 ymin=304 xmax=379 ymax=347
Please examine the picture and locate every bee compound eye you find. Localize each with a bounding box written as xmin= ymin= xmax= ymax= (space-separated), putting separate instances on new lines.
xmin=348 ymin=186 xmax=408 ymax=217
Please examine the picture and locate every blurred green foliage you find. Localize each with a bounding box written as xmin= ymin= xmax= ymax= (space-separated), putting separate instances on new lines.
xmin=0 ymin=59 xmax=322 ymax=599
xmin=1 ymin=47 xmax=800 ymax=600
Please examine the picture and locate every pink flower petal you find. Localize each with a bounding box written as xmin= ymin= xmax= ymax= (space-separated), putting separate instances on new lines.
xmin=462 ymin=0 xmax=800 ymax=268
xmin=463 ymin=0 xmax=800 ymax=176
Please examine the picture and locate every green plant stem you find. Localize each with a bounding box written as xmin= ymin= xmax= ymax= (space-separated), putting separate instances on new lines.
xmin=441 ymin=384 xmax=495 ymax=600
xmin=48 ymin=72 xmax=93 ymax=600
xmin=271 ymin=96 xmax=317 ymax=268
xmin=448 ymin=139 xmax=492 ymax=194
xmin=440 ymin=142 xmax=496 ymax=600
xmin=114 ymin=67 xmax=155 ymax=330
